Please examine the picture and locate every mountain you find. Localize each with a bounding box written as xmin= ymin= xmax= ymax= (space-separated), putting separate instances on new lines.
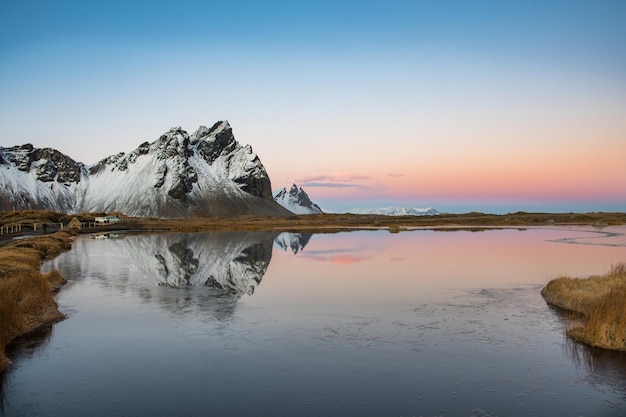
xmin=273 ymin=184 xmax=323 ymax=215
xmin=347 ymin=207 xmax=440 ymax=216
xmin=0 ymin=121 xmax=291 ymax=217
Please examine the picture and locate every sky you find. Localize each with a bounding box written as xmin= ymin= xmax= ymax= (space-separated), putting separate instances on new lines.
xmin=1 ymin=0 xmax=625 ymax=214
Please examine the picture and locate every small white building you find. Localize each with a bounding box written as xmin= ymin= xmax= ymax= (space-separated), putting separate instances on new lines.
xmin=94 ymin=216 xmax=120 ymax=224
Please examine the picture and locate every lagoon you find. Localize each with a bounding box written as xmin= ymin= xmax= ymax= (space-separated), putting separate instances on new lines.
xmin=2 ymin=227 xmax=626 ymax=416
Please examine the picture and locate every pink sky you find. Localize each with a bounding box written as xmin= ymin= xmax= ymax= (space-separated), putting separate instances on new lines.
xmin=266 ymin=118 xmax=625 ymax=212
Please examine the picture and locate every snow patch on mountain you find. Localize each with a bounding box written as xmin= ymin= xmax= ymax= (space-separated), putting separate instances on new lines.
xmin=273 ymin=184 xmax=323 ymax=215
xmin=347 ymin=207 xmax=440 ymax=216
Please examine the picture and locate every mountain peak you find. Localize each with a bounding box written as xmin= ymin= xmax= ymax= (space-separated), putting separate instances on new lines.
xmin=274 ymin=183 xmax=323 ymax=215
xmin=191 ymin=120 xmax=230 ymax=142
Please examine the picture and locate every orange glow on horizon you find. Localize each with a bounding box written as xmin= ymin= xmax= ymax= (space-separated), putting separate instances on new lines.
xmin=292 ymin=141 xmax=626 ymax=203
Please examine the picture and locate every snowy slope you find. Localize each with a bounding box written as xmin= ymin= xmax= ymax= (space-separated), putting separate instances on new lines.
xmin=347 ymin=207 xmax=440 ymax=216
xmin=273 ymin=184 xmax=323 ymax=215
xmin=0 ymin=144 xmax=88 ymax=212
xmin=1 ymin=121 xmax=290 ymax=217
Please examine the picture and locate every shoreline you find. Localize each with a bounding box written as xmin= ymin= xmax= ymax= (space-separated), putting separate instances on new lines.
xmin=1 ymin=210 xmax=625 ymax=371
xmin=2 ymin=210 xmax=625 ymax=241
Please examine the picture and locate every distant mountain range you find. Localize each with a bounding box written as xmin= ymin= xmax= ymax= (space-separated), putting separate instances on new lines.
xmin=272 ymin=184 xmax=441 ymax=217
xmin=347 ymin=207 xmax=440 ymax=216
xmin=0 ymin=121 xmax=291 ymax=218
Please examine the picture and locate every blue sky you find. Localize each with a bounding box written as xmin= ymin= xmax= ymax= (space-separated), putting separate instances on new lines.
xmin=1 ymin=0 xmax=625 ymax=213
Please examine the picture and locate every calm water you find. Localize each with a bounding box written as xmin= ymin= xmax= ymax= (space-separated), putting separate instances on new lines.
xmin=2 ymin=227 xmax=626 ymax=417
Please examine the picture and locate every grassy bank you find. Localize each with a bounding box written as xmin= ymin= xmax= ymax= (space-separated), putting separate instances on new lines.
xmin=542 ymin=263 xmax=626 ymax=352
xmin=0 ymin=231 xmax=74 ymax=371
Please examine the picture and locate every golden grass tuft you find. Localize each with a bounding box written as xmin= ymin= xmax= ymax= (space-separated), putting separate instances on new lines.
xmin=0 ymin=270 xmax=66 ymax=370
xmin=0 ymin=248 xmax=42 ymax=273
xmin=570 ymin=284 xmax=626 ymax=351
xmin=43 ymin=269 xmax=68 ymax=289
xmin=5 ymin=231 xmax=74 ymax=257
xmin=0 ymin=231 xmax=73 ymax=371
xmin=542 ymin=263 xmax=626 ymax=351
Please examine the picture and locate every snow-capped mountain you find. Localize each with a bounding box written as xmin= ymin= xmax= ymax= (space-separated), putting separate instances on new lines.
xmin=347 ymin=207 xmax=440 ymax=216
xmin=273 ymin=184 xmax=323 ymax=215
xmin=0 ymin=121 xmax=291 ymax=217
xmin=0 ymin=144 xmax=88 ymax=213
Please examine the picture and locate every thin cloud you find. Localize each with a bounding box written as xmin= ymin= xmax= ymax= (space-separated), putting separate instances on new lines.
xmin=297 ymin=174 xmax=371 ymax=183
xmin=296 ymin=173 xmax=371 ymax=190
xmin=301 ymin=254 xmax=371 ymax=265
xmin=303 ymin=182 xmax=366 ymax=189
xmin=388 ymin=173 xmax=404 ymax=178
xmin=304 ymin=248 xmax=355 ymax=255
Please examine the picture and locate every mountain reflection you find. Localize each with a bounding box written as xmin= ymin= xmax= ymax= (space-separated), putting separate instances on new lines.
xmin=44 ymin=232 xmax=277 ymax=320
xmin=148 ymin=234 xmax=274 ymax=295
xmin=123 ymin=232 xmax=274 ymax=295
xmin=274 ymin=232 xmax=313 ymax=254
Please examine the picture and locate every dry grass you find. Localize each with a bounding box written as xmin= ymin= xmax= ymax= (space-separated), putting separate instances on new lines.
xmin=0 ymin=210 xmax=63 ymax=225
xmin=2 ymin=210 xmax=625 ymax=238
xmin=127 ymin=211 xmax=626 ymax=234
xmin=542 ymin=263 xmax=626 ymax=351
xmin=0 ymin=231 xmax=74 ymax=371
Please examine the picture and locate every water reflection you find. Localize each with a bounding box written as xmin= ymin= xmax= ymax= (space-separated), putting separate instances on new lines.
xmin=549 ymin=305 xmax=626 ymax=402
xmin=566 ymin=340 xmax=626 ymax=401
xmin=274 ymin=232 xmax=313 ymax=254
xmin=44 ymin=232 xmax=277 ymax=319
xmin=0 ymin=324 xmax=55 ymax=412
xmin=147 ymin=234 xmax=272 ymax=293
xmin=4 ymin=227 xmax=625 ymax=416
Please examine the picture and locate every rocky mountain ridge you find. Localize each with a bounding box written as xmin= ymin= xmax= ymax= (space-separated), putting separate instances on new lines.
xmin=0 ymin=121 xmax=290 ymax=217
